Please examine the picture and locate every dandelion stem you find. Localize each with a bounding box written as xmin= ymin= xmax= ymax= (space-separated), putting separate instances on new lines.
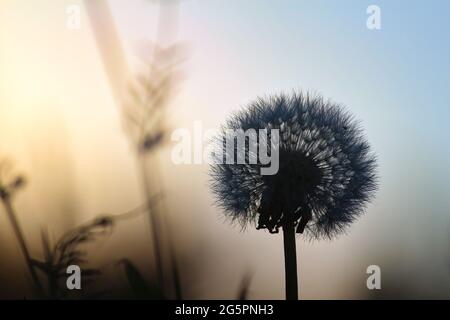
xmin=282 ymin=218 xmax=298 ymax=300
xmin=1 ymin=196 xmax=43 ymax=295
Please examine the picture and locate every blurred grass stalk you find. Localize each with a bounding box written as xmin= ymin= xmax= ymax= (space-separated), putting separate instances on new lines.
xmin=84 ymin=0 xmax=182 ymax=299
xmin=1 ymin=195 xmax=43 ymax=295
xmin=83 ymin=0 xmax=128 ymax=103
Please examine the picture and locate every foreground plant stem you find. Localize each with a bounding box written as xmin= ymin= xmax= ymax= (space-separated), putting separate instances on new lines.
xmin=282 ymin=217 xmax=298 ymax=300
xmin=1 ymin=196 xmax=43 ymax=295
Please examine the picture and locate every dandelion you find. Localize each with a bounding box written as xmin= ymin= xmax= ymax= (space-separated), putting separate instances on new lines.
xmin=210 ymin=92 xmax=378 ymax=299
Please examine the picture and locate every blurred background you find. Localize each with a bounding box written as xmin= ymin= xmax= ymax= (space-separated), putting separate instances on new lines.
xmin=1 ymin=0 xmax=450 ymax=299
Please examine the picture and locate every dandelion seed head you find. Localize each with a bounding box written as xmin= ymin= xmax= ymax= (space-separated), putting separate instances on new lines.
xmin=210 ymin=92 xmax=378 ymax=240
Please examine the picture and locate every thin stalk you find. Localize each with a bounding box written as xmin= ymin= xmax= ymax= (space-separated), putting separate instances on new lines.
xmin=169 ymin=238 xmax=182 ymax=300
xmin=48 ymin=271 xmax=58 ymax=299
xmin=1 ymin=197 xmax=44 ymax=295
xmin=41 ymin=229 xmax=58 ymax=298
xmin=282 ymin=218 xmax=298 ymax=300
xmin=84 ymin=0 xmax=128 ymax=104
xmin=150 ymin=153 xmax=183 ymax=300
xmin=139 ymin=155 xmax=165 ymax=290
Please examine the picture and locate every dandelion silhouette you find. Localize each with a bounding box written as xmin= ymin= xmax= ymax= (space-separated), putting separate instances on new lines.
xmin=210 ymin=92 xmax=378 ymax=299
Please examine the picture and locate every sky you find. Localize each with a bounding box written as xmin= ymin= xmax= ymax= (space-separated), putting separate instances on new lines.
xmin=1 ymin=0 xmax=450 ymax=299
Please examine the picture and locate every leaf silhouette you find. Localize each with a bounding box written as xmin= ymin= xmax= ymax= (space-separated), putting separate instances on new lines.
xmin=236 ymin=272 xmax=253 ymax=300
xmin=119 ymin=259 xmax=165 ymax=300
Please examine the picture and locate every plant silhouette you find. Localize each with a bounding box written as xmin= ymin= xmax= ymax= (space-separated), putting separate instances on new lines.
xmin=0 ymin=158 xmax=156 ymax=299
xmin=86 ymin=0 xmax=184 ymax=298
xmin=210 ymin=92 xmax=378 ymax=299
xmin=31 ymin=217 xmax=115 ymax=299
xmin=0 ymin=159 xmax=44 ymax=295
